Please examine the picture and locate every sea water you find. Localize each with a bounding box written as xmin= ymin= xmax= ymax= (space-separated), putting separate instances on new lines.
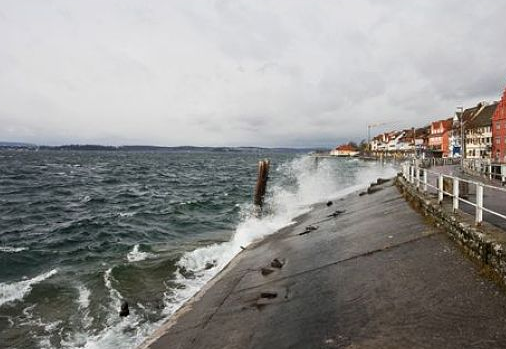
xmin=0 ymin=150 xmax=395 ymax=348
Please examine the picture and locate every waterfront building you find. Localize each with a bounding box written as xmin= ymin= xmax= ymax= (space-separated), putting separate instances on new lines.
xmin=465 ymin=102 xmax=497 ymax=159
xmin=415 ymin=126 xmax=430 ymax=157
xmin=448 ymin=105 xmax=482 ymax=158
xmin=449 ymin=112 xmax=463 ymax=158
xmin=370 ymin=128 xmax=428 ymax=157
xmin=330 ymin=144 xmax=359 ymax=157
xmin=370 ymin=134 xmax=386 ymax=153
xmin=386 ymin=131 xmax=405 ymax=153
xmin=397 ymin=130 xmax=414 ymax=152
xmin=428 ymin=118 xmax=453 ymax=157
xmin=492 ymin=86 xmax=506 ymax=163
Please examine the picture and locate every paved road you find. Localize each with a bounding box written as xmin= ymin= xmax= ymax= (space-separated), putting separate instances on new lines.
xmin=428 ymin=165 xmax=506 ymax=230
xmin=141 ymin=180 xmax=506 ymax=349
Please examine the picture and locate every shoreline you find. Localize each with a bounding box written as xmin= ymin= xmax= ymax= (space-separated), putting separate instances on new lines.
xmin=138 ymin=198 xmax=331 ymax=349
xmin=139 ymin=177 xmax=506 ymax=349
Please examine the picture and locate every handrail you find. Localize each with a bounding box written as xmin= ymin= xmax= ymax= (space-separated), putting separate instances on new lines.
xmin=424 ymin=168 xmax=506 ymax=193
xmin=402 ymin=163 xmax=506 ymax=226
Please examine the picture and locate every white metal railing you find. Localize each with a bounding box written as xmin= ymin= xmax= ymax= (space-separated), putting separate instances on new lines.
xmin=418 ymin=157 xmax=461 ymax=168
xmin=402 ymin=163 xmax=506 ymax=226
xmin=462 ymin=158 xmax=506 ymax=183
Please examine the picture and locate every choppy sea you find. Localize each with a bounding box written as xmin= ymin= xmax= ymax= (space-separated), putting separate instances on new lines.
xmin=0 ymin=150 xmax=395 ymax=349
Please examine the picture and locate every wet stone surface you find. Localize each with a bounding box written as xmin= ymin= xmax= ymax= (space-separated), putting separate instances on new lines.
xmin=142 ymin=180 xmax=506 ymax=349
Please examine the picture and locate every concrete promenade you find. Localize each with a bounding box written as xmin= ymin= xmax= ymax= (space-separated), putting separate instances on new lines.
xmin=141 ymin=179 xmax=506 ymax=349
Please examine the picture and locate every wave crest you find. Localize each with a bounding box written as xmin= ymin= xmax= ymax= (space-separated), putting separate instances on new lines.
xmin=0 ymin=269 xmax=58 ymax=308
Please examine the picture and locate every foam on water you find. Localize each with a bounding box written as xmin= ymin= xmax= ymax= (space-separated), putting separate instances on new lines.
xmin=0 ymin=269 xmax=58 ymax=308
xmin=77 ymin=285 xmax=91 ymax=310
xmin=0 ymin=246 xmax=28 ymax=253
xmin=127 ymin=244 xmax=155 ymax=263
xmin=77 ymin=285 xmax=93 ymax=329
xmin=103 ymin=268 xmax=123 ymax=313
xmin=65 ymin=270 xmax=162 ymax=349
xmin=69 ymin=157 xmax=397 ymax=349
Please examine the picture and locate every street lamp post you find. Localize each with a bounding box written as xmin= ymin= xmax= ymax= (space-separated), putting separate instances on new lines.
xmin=457 ymin=107 xmax=465 ymax=166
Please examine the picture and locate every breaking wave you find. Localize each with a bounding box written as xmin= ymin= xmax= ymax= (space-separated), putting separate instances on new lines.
xmin=0 ymin=269 xmax=58 ymax=308
xmin=127 ymin=244 xmax=155 ymax=263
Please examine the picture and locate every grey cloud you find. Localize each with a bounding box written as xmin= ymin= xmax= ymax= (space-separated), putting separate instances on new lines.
xmin=1 ymin=0 xmax=506 ymax=147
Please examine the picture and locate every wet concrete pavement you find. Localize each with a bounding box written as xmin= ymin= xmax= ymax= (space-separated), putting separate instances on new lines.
xmin=142 ymin=180 xmax=506 ymax=349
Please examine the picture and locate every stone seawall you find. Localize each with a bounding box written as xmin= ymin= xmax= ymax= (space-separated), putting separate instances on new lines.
xmin=396 ymin=174 xmax=506 ymax=284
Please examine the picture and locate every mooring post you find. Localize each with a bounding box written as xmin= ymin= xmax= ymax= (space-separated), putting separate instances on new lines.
xmin=254 ymin=159 xmax=270 ymax=211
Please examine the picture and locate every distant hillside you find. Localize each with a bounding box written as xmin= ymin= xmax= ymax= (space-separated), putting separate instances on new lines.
xmin=31 ymin=144 xmax=315 ymax=153
xmin=0 ymin=141 xmax=37 ymax=149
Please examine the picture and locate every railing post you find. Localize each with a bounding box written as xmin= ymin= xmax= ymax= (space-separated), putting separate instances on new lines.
xmin=476 ymin=184 xmax=483 ymax=225
xmin=438 ymin=174 xmax=443 ymax=204
xmin=488 ymin=165 xmax=492 ymax=180
xmin=453 ymin=177 xmax=459 ymax=211
xmin=416 ymin=167 xmax=420 ymax=189
xmin=423 ymin=169 xmax=427 ymax=192
xmin=409 ymin=166 xmax=413 ymax=183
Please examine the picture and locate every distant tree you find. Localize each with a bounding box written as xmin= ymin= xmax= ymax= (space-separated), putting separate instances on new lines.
xmin=348 ymin=141 xmax=358 ymax=149
xmin=358 ymin=139 xmax=368 ymax=152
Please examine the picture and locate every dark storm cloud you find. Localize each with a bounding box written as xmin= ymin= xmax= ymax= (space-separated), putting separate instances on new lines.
xmin=0 ymin=0 xmax=505 ymax=147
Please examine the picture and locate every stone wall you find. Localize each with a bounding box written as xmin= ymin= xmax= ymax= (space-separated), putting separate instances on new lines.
xmin=396 ymin=174 xmax=506 ymax=284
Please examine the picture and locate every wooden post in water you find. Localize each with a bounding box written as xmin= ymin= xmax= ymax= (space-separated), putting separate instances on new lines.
xmin=254 ymin=160 xmax=270 ymax=211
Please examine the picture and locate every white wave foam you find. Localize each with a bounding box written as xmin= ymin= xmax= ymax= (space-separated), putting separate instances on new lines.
xmin=0 ymin=246 xmax=28 ymax=253
xmin=77 ymin=285 xmax=93 ymax=330
xmin=0 ymin=269 xmax=58 ymax=308
xmin=103 ymin=268 xmax=123 ymax=313
xmin=127 ymin=244 xmax=155 ymax=262
xmin=77 ymin=285 xmax=91 ymax=310
xmin=81 ymin=195 xmax=91 ymax=203
xmin=63 ymin=268 xmax=158 ymax=349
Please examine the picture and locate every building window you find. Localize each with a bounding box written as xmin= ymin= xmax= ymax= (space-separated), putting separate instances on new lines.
xmin=496 ymin=137 xmax=501 ymax=145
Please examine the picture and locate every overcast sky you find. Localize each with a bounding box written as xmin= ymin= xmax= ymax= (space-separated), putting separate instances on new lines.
xmin=1 ymin=0 xmax=506 ymax=147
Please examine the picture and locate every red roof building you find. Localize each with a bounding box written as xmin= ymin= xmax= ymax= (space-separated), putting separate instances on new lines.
xmin=492 ymin=85 xmax=506 ymax=163
xmin=330 ymin=144 xmax=359 ymax=157
xmin=428 ymin=119 xmax=453 ymax=157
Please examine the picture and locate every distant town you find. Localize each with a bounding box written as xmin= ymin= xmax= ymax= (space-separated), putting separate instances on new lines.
xmin=329 ymin=83 xmax=506 ymax=164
